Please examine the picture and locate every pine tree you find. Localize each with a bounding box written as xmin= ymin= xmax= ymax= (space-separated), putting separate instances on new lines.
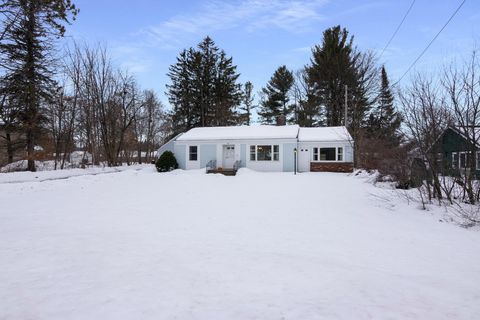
xmin=212 ymin=50 xmax=242 ymax=126
xmin=258 ymin=65 xmax=294 ymax=124
xmin=0 ymin=0 xmax=78 ymax=171
xmin=166 ymin=36 xmax=242 ymax=131
xmin=239 ymin=81 xmax=255 ymax=125
xmin=306 ymin=25 xmax=364 ymax=127
xmin=367 ymin=66 xmax=402 ymax=146
xmin=195 ymin=37 xmax=217 ymax=127
xmin=166 ymin=48 xmax=198 ymax=133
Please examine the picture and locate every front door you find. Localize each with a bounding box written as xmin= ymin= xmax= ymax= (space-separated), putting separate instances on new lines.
xmin=223 ymin=145 xmax=235 ymax=169
xmin=298 ymin=147 xmax=310 ymax=172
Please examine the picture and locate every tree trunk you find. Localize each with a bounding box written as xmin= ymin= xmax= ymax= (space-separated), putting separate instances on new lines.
xmin=25 ymin=2 xmax=37 ymax=172
xmin=26 ymin=128 xmax=35 ymax=172
xmin=6 ymin=132 xmax=13 ymax=164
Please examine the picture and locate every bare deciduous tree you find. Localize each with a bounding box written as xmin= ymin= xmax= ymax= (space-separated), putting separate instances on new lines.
xmin=400 ymin=74 xmax=453 ymax=202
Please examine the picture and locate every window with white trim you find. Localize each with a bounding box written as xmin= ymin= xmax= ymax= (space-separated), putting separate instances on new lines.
xmin=250 ymin=145 xmax=256 ymax=161
xmin=452 ymin=152 xmax=458 ymax=168
xmin=189 ymin=146 xmax=198 ymax=161
xmin=320 ymin=148 xmax=336 ymax=161
xmin=459 ymin=152 xmax=466 ymax=169
xmin=337 ymin=147 xmax=343 ymax=161
xmin=257 ymin=145 xmax=272 ymax=161
xmin=249 ymin=145 xmax=280 ymax=161
xmin=311 ymin=147 xmax=345 ymax=162
xmin=458 ymin=151 xmax=473 ymax=169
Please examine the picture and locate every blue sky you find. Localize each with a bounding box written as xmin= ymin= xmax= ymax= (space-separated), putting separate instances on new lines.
xmin=66 ymin=0 xmax=479 ymax=110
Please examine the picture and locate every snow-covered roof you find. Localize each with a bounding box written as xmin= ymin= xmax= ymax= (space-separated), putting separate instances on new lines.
xmin=176 ymin=125 xmax=300 ymax=141
xmin=175 ymin=125 xmax=353 ymax=142
xmin=298 ymin=126 xmax=352 ymax=142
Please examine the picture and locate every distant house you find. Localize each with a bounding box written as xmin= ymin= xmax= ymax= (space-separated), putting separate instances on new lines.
xmin=158 ymin=125 xmax=354 ymax=173
xmin=431 ymin=126 xmax=480 ymax=176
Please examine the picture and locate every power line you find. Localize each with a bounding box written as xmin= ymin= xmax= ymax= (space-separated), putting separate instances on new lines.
xmin=393 ymin=0 xmax=467 ymax=86
xmin=379 ymin=0 xmax=416 ymax=61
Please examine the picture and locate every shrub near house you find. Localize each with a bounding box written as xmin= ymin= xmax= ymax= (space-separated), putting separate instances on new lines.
xmin=156 ymin=151 xmax=178 ymax=172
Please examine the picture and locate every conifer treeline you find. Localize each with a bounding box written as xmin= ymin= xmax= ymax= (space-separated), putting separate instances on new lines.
xmin=166 ymin=28 xmax=403 ymax=167
xmin=166 ymin=37 xmax=243 ymax=134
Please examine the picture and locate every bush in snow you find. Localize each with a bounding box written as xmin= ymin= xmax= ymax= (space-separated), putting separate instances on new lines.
xmin=155 ymin=151 xmax=178 ymax=172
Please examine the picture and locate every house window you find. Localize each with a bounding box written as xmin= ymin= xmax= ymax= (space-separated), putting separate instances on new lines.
xmin=257 ymin=145 xmax=272 ymax=161
xmin=337 ymin=147 xmax=343 ymax=161
xmin=459 ymin=152 xmax=467 ymax=169
xmin=189 ymin=146 xmax=198 ymax=161
xmin=320 ymin=148 xmax=336 ymax=161
xmin=452 ymin=152 xmax=458 ymax=168
xmin=477 ymin=152 xmax=480 ymax=169
xmin=273 ymin=145 xmax=279 ymax=161
xmin=250 ymin=145 xmax=256 ymax=161
xmin=459 ymin=152 xmax=472 ymax=169
xmin=249 ymin=145 xmax=280 ymax=161
xmin=313 ymin=147 xmax=319 ymax=161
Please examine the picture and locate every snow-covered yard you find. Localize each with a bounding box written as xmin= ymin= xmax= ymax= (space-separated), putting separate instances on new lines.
xmin=1 ymin=166 xmax=479 ymax=319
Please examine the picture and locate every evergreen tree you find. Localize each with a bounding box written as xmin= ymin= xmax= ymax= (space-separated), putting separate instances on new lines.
xmin=239 ymin=81 xmax=255 ymax=125
xmin=212 ymin=50 xmax=242 ymax=126
xmin=0 ymin=0 xmax=78 ymax=171
xmin=166 ymin=48 xmax=197 ymax=133
xmin=258 ymin=65 xmax=294 ymax=124
xmin=306 ymin=25 xmax=365 ymax=127
xmin=166 ymin=36 xmax=242 ymax=133
xmin=367 ymin=66 xmax=402 ymax=146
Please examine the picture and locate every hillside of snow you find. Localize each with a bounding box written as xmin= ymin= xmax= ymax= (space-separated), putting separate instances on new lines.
xmin=1 ymin=166 xmax=479 ymax=319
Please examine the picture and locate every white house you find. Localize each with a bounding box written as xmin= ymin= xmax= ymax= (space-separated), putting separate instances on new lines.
xmin=158 ymin=125 xmax=354 ymax=173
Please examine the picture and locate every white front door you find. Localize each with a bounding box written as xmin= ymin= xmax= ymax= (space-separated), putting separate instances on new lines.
xmin=223 ymin=145 xmax=235 ymax=169
xmin=298 ymin=147 xmax=310 ymax=172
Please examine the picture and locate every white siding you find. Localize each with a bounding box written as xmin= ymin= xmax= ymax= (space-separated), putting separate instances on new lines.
xmin=185 ymin=144 xmax=200 ymax=170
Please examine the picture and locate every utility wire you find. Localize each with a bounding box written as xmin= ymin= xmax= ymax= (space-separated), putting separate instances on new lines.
xmin=378 ymin=0 xmax=416 ymax=61
xmin=393 ymin=0 xmax=467 ymax=86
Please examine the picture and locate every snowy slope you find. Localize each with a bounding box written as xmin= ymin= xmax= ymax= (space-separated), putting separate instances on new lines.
xmin=0 ymin=166 xmax=479 ymax=319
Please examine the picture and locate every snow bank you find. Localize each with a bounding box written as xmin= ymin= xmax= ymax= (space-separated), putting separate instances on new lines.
xmin=0 ymin=164 xmax=150 ymax=184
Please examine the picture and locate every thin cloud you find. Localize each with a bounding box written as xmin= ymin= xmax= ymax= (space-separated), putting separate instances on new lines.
xmin=111 ymin=45 xmax=152 ymax=74
xmin=144 ymin=0 xmax=329 ymax=48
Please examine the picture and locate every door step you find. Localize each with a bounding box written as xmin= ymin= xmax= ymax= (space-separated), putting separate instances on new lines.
xmin=207 ymin=169 xmax=237 ymax=176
